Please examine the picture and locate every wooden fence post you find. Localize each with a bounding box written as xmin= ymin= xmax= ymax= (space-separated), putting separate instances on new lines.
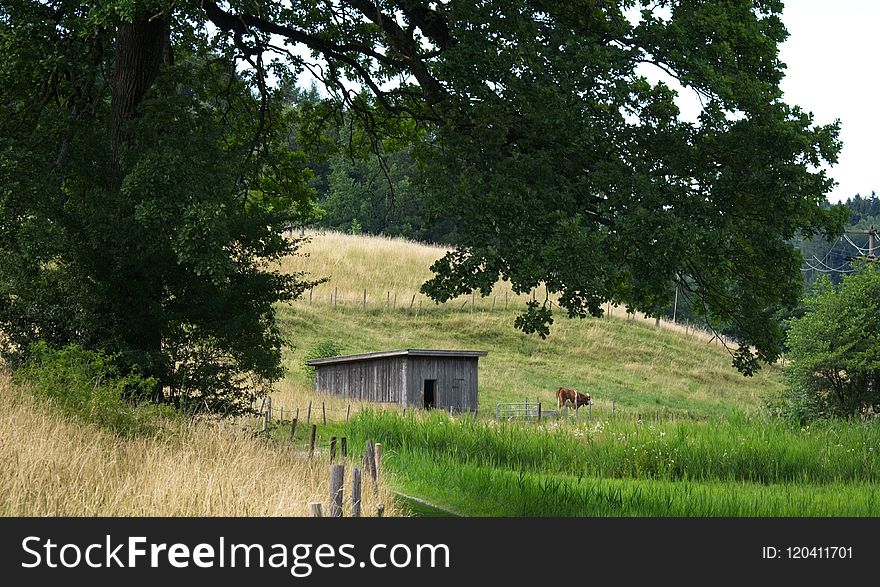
xmin=329 ymin=464 xmax=344 ymax=517
xmin=346 ymin=404 xmax=351 ymax=424
xmin=374 ymin=443 xmax=382 ymax=481
xmin=612 ymin=400 xmax=615 ymax=418
xmin=364 ymin=440 xmax=378 ymax=490
xmin=307 ymin=400 xmax=312 ymax=424
xmin=289 ymin=416 xmax=298 ymax=441
xmin=330 ymin=436 xmax=337 ymax=461
xmin=341 ymin=437 xmax=347 ymax=458
xmin=309 ymin=502 xmax=323 ymax=517
xmin=351 ymin=468 xmax=362 ymax=517
xmin=308 ymin=424 xmax=317 ymax=458
xmin=537 ymin=399 xmax=542 ymax=422
xmin=363 ymin=288 xmax=367 ymax=309
xmin=322 ymin=402 xmax=326 ymax=426
xmin=376 ymin=503 xmax=385 ymax=518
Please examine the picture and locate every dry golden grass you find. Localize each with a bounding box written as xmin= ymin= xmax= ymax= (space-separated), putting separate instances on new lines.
xmin=281 ymin=230 xmax=725 ymax=343
xmin=269 ymin=375 xmax=398 ymax=424
xmin=0 ymin=373 xmax=399 ymax=517
xmin=280 ymin=229 xmax=536 ymax=309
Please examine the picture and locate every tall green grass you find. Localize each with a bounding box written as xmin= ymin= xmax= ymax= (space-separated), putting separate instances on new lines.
xmin=349 ymin=410 xmax=880 ymax=485
xmin=388 ymin=450 xmax=880 ymax=516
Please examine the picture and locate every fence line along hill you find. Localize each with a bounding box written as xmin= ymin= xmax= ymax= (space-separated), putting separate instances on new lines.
xmin=272 ymin=231 xmax=784 ymax=421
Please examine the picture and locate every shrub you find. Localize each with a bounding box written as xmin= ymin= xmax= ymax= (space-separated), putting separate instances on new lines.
xmin=782 ymin=261 xmax=880 ymax=421
xmin=15 ymin=342 xmax=170 ymax=435
xmin=302 ymin=339 xmax=344 ymax=384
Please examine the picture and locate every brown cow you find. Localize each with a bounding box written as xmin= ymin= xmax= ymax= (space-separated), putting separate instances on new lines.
xmin=556 ymin=387 xmax=591 ymax=409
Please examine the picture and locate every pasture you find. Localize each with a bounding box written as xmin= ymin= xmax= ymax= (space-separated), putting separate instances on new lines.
xmin=5 ymin=231 xmax=877 ymax=517
xmin=272 ymin=231 xmax=783 ymax=421
xmin=270 ymin=231 xmax=880 ymax=517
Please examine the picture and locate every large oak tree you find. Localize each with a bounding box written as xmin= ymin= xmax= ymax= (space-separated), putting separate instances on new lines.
xmin=1 ymin=0 xmax=845 ymax=403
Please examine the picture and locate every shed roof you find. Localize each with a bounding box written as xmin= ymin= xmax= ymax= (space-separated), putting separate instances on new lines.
xmin=306 ymin=349 xmax=488 ymax=366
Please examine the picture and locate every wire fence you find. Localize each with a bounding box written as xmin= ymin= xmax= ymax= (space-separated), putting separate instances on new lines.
xmin=495 ymin=399 xmax=700 ymax=424
xmin=294 ymin=284 xmax=741 ymax=349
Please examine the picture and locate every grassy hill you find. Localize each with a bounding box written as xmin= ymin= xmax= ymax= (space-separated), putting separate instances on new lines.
xmin=5 ymin=231 xmax=876 ymax=517
xmin=273 ymin=231 xmax=785 ymax=420
xmin=271 ymin=232 xmax=880 ymax=517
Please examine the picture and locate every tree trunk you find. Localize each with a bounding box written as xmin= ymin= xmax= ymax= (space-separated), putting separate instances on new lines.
xmin=109 ymin=12 xmax=172 ymax=401
xmin=110 ymin=13 xmax=171 ymax=161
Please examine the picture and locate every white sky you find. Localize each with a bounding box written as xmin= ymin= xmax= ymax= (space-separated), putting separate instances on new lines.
xmin=779 ymin=0 xmax=879 ymax=203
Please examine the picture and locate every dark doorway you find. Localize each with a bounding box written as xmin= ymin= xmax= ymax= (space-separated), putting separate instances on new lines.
xmin=423 ymin=379 xmax=436 ymax=409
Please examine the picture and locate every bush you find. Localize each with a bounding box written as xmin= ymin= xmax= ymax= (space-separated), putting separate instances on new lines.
xmin=302 ymin=339 xmax=345 ymax=384
xmin=15 ymin=342 xmax=171 ymax=435
xmin=782 ymin=261 xmax=880 ymax=422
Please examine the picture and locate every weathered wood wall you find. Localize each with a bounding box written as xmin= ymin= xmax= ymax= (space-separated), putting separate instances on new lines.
xmin=405 ymin=356 xmax=479 ymax=413
xmin=313 ymin=355 xmax=480 ymax=413
xmin=314 ymin=356 xmax=407 ymax=403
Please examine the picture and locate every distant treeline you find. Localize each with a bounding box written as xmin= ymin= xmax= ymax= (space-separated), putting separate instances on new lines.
xmin=288 ymin=85 xmax=461 ymax=245
xmin=292 ymin=86 xmax=878 ymax=261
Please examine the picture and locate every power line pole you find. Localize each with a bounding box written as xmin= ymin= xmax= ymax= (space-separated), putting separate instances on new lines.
xmin=844 ymin=225 xmax=877 ymax=261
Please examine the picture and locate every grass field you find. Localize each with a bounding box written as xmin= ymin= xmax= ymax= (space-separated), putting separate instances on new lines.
xmin=5 ymin=230 xmax=876 ymax=517
xmin=0 ymin=373 xmax=397 ymax=516
xmin=346 ymin=410 xmax=880 ymax=516
xmin=272 ymin=231 xmax=784 ymax=421
xmin=271 ymin=231 xmax=879 ymax=517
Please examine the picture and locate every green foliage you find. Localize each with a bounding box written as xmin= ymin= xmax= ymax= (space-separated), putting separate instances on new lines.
xmin=348 ymin=410 xmax=880 ymax=516
xmin=315 ymin=146 xmax=460 ymax=244
xmin=302 ymin=339 xmax=345 ymax=384
xmin=782 ymin=262 xmax=880 ymax=421
xmin=0 ymin=21 xmax=321 ymax=413
xmin=417 ymin=0 xmax=845 ymax=375
xmin=15 ymin=342 xmax=169 ymax=435
xmin=0 ymin=0 xmax=849 ymax=398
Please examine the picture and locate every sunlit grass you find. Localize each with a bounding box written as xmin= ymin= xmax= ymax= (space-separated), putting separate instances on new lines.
xmin=0 ymin=374 xmax=399 ymax=516
xmin=273 ymin=231 xmax=781 ymax=419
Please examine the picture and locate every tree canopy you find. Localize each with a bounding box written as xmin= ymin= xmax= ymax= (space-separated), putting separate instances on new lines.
xmin=1 ymin=0 xmax=846 ymax=395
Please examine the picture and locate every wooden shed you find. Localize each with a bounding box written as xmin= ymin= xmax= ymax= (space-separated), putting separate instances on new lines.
xmin=307 ymin=349 xmax=488 ymax=413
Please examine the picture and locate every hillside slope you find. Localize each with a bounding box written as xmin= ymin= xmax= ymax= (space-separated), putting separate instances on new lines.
xmin=274 ymin=231 xmax=784 ymax=419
